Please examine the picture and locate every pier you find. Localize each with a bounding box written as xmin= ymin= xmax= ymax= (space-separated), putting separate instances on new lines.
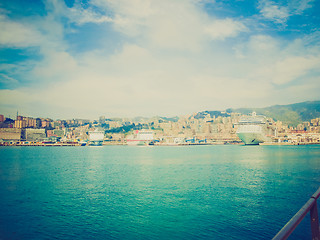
xmin=0 ymin=142 xmax=83 ymax=147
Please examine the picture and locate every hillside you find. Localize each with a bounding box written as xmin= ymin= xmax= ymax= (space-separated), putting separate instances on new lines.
xmin=193 ymin=111 xmax=229 ymax=119
xmin=228 ymin=101 xmax=320 ymax=126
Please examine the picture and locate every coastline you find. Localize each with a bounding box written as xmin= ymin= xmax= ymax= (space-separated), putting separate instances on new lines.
xmin=259 ymin=142 xmax=320 ymax=146
xmin=1 ymin=141 xmax=319 ymax=147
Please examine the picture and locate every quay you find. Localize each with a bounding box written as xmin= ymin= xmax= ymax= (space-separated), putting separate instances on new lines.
xmin=0 ymin=142 xmax=83 ymax=147
xmin=260 ymin=142 xmax=320 ymax=146
xmin=1 ymin=141 xmax=319 ymax=147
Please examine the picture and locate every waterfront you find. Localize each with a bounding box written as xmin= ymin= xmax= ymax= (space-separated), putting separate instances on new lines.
xmin=0 ymin=145 xmax=319 ymax=239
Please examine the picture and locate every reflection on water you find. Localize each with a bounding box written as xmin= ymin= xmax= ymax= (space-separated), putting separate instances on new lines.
xmin=0 ymin=145 xmax=319 ymax=240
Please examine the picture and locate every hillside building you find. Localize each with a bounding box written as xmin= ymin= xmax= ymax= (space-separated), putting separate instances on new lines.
xmin=25 ymin=129 xmax=46 ymax=141
xmin=0 ymin=128 xmax=22 ymax=141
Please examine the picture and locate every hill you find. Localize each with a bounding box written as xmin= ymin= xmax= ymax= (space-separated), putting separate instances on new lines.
xmin=227 ymin=101 xmax=320 ymax=126
xmin=193 ymin=111 xmax=229 ymax=119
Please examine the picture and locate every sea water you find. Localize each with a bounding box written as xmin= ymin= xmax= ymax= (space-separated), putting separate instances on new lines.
xmin=0 ymin=145 xmax=319 ymax=239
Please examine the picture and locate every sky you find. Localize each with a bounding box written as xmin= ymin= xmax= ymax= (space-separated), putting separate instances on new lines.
xmin=0 ymin=0 xmax=320 ymax=119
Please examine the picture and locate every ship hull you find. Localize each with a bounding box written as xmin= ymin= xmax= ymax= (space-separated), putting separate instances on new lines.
xmin=126 ymin=140 xmax=148 ymax=146
xmin=89 ymin=141 xmax=103 ymax=146
xmin=237 ymin=132 xmax=266 ymax=145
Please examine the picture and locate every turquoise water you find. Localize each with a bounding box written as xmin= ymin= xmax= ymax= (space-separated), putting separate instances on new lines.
xmin=0 ymin=145 xmax=319 ymax=239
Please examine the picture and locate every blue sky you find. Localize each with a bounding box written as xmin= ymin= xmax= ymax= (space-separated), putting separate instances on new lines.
xmin=0 ymin=0 xmax=319 ymax=119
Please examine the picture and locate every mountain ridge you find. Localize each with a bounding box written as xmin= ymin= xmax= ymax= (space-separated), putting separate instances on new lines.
xmin=226 ymin=100 xmax=320 ymax=126
xmin=191 ymin=101 xmax=320 ymax=126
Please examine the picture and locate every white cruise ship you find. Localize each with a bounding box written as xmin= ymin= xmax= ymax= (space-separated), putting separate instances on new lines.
xmin=88 ymin=129 xmax=104 ymax=146
xmin=236 ymin=112 xmax=270 ymax=145
xmin=126 ymin=130 xmax=154 ymax=146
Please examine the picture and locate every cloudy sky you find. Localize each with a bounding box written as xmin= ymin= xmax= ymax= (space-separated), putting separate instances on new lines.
xmin=0 ymin=0 xmax=319 ymax=119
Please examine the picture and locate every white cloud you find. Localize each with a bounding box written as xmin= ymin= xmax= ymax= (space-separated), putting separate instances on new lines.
xmin=0 ymin=14 xmax=43 ymax=47
xmin=204 ymin=18 xmax=247 ymax=40
xmin=0 ymin=74 xmax=19 ymax=86
xmin=239 ymin=34 xmax=320 ymax=86
xmin=290 ymin=0 xmax=315 ymax=15
xmin=69 ymin=4 xmax=113 ymax=25
xmin=1 ymin=35 xmax=320 ymax=118
xmin=272 ymin=56 xmax=320 ymax=85
xmin=92 ymin=0 xmax=154 ymax=19
xmin=32 ymin=51 xmax=78 ymax=81
xmin=258 ymin=1 xmax=289 ymax=24
xmin=87 ymin=0 xmax=247 ymax=51
xmin=258 ymin=0 xmax=315 ymax=24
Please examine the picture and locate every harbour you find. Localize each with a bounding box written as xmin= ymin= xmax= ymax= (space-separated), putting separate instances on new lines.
xmin=1 ymin=145 xmax=319 ymax=240
xmin=2 ymin=108 xmax=320 ymax=148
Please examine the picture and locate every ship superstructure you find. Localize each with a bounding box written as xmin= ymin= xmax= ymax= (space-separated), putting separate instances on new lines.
xmin=88 ymin=129 xmax=104 ymax=146
xmin=126 ymin=130 xmax=154 ymax=146
xmin=236 ymin=112 xmax=271 ymax=145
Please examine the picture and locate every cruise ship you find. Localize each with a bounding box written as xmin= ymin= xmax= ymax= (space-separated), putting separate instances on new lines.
xmin=88 ymin=129 xmax=104 ymax=146
xmin=236 ymin=112 xmax=271 ymax=145
xmin=126 ymin=130 xmax=154 ymax=146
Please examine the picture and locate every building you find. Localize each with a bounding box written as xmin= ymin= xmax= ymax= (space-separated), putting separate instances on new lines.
xmin=0 ymin=128 xmax=22 ymax=141
xmin=36 ymin=118 xmax=42 ymax=128
xmin=0 ymin=114 xmax=5 ymax=122
xmin=99 ymin=116 xmax=106 ymax=123
xmin=41 ymin=120 xmax=50 ymax=128
xmin=14 ymin=120 xmax=26 ymax=129
xmin=54 ymin=129 xmax=65 ymax=138
xmin=46 ymin=130 xmax=55 ymax=138
xmin=24 ymin=117 xmax=37 ymax=128
xmin=25 ymin=129 xmax=46 ymax=141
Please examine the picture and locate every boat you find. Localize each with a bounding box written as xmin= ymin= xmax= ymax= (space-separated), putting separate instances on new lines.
xmin=88 ymin=129 xmax=104 ymax=146
xmin=79 ymin=140 xmax=87 ymax=146
xmin=236 ymin=112 xmax=271 ymax=145
xmin=126 ymin=130 xmax=154 ymax=146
